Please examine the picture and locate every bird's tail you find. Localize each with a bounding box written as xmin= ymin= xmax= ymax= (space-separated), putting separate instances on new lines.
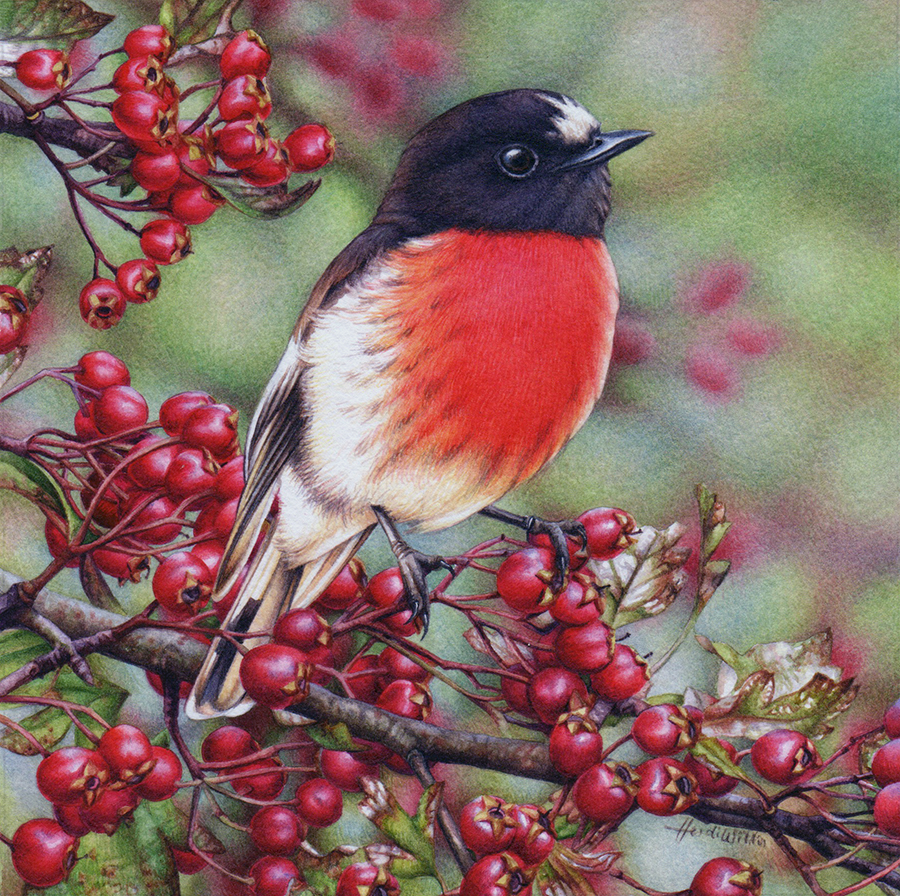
xmin=185 ymin=527 xmax=372 ymax=719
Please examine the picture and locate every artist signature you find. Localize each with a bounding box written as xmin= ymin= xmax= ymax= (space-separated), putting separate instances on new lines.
xmin=665 ymin=818 xmax=768 ymax=849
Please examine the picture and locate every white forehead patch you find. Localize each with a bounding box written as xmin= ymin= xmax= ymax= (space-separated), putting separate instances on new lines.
xmin=542 ymin=94 xmax=599 ymax=145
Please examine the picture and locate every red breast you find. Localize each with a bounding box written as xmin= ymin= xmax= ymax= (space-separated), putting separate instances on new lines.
xmin=370 ymin=229 xmax=619 ymax=494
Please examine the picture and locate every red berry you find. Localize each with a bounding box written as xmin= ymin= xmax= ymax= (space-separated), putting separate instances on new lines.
xmin=173 ymin=134 xmax=214 ymax=186
xmin=635 ymin=756 xmax=700 ymax=816
xmin=308 ymin=34 xmax=357 ymax=79
xmin=191 ymin=539 xmax=224 ymax=576
xmin=375 ymin=679 xmax=432 ymax=720
xmin=213 ymin=455 xmax=245 ymax=500
xmin=295 ymin=776 xmax=343 ymax=827
xmin=284 ymin=124 xmax=335 ymax=172
xmin=165 ymin=448 xmax=219 ymax=500
xmin=0 ymin=285 xmax=30 ymax=352
xmin=273 ymin=608 xmax=332 ymax=651
xmin=363 ymin=566 xmax=406 ymax=608
xmin=152 ymin=551 xmax=213 ymax=614
xmin=508 ymin=803 xmax=555 ymax=867
xmin=202 ymin=725 xmax=258 ymax=763
xmin=249 ymin=805 xmax=306 ymax=855
xmin=336 ymin=863 xmax=400 ymax=896
xmin=250 ymin=856 xmax=302 ymax=896
xmin=874 ymin=782 xmax=900 ymax=836
xmin=526 ymin=666 xmax=589 ymax=726
xmin=126 ymin=436 xmax=176 ymax=489
xmin=219 ymin=74 xmax=272 ymax=121
xmin=159 ymin=390 xmax=213 ymax=436
xmin=388 ymin=35 xmax=446 ymax=78
xmin=549 ymin=709 xmax=604 ymax=777
xmin=220 ymin=30 xmax=271 ymax=80
xmin=128 ymin=493 xmax=183 ymax=544
xmin=140 ymin=218 xmax=192 ymax=265
xmin=573 ymin=761 xmax=639 ymax=824
xmin=135 ymin=746 xmax=182 ymax=801
xmin=749 ymin=729 xmax=821 ymax=785
xmin=589 ymin=644 xmax=650 ymax=701
xmin=233 ymin=759 xmax=286 ymax=800
xmin=885 ymin=699 xmax=900 ymax=739
xmin=631 ymin=703 xmax=702 ymax=756
xmin=36 ymin=747 xmax=109 ymax=806
xmin=168 ymin=183 xmax=224 ymax=225
xmin=74 ymin=404 xmax=101 ymax=440
xmin=241 ymin=139 xmax=291 ymax=187
xmin=93 ymin=384 xmax=149 ymax=434
xmin=378 ymin=646 xmax=431 ymax=683
xmin=98 ymin=723 xmax=155 ymax=785
xmin=725 ymin=317 xmax=781 ymax=356
xmin=44 ymin=517 xmax=79 ymax=567
xmin=194 ymin=497 xmax=239 ymax=541
xmin=460 ymin=852 xmax=529 ymax=896
xmin=215 ymin=117 xmax=269 ymax=169
xmin=872 ymin=739 xmax=900 ymax=787
xmin=352 ymin=65 xmax=404 ymax=120
xmin=343 ymin=654 xmax=383 ymax=702
xmin=319 ymin=748 xmax=377 ymax=792
xmin=116 ymin=257 xmax=161 ymax=303
xmin=79 ymin=278 xmax=126 ymax=329
xmin=685 ymin=346 xmax=740 ymax=398
xmin=611 ymin=317 xmax=656 ymax=365
xmin=123 ymin=24 xmax=174 ymax=61
xmin=91 ymin=545 xmax=149 ymax=582
xmin=112 ymin=91 xmax=177 ymax=144
xmin=78 ymin=785 xmax=141 ymax=834
xmin=317 ymin=558 xmax=367 ymax=609
xmin=181 ymin=403 xmax=239 ymax=458
xmin=240 ymin=643 xmax=310 ymax=710
xmin=130 ymin=148 xmax=181 ymax=191
xmin=74 ymin=351 xmax=130 ymax=390
xmin=10 ymin=819 xmax=78 ymax=888
xmin=496 ymin=548 xmax=557 ymax=613
xmin=352 ymin=0 xmax=405 ymax=21
xmin=690 ymin=857 xmax=763 ymax=896
xmin=553 ymin=619 xmax=614 ymax=673
xmin=548 ymin=576 xmax=604 ymax=626
xmin=170 ymin=846 xmax=207 ymax=874
xmin=112 ymin=56 xmax=165 ymax=94
xmin=16 ymin=49 xmax=70 ymax=91
xmin=53 ymin=803 xmax=92 ymax=837
xmin=459 ymin=795 xmax=516 ymax=856
xmin=501 ymin=664 xmax=533 ymax=715
xmin=682 ymin=260 xmax=751 ymax=314
xmin=682 ymin=740 xmax=740 ymax=797
xmin=577 ymin=507 xmax=637 ymax=560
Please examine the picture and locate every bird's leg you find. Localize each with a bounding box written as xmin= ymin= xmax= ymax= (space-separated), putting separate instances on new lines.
xmin=480 ymin=505 xmax=587 ymax=592
xmin=372 ymin=506 xmax=452 ymax=634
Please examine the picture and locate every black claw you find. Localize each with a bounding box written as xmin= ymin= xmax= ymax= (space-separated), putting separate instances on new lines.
xmin=395 ymin=548 xmax=448 ymax=636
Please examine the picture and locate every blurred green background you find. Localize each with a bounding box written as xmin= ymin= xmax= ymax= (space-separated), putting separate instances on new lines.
xmin=0 ymin=0 xmax=897 ymax=892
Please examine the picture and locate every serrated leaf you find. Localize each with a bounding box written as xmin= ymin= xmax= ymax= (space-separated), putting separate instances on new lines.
xmin=159 ymin=0 xmax=234 ymax=44
xmin=0 ymin=705 xmax=70 ymax=754
xmin=698 ymin=630 xmax=858 ymax=739
xmin=199 ymin=173 xmax=321 ymax=219
xmin=0 ymin=629 xmax=50 ymax=681
xmin=0 ymin=245 xmax=52 ymax=305
xmin=80 ymin=553 xmax=125 ymax=614
xmin=0 ymin=0 xmax=112 ymax=46
xmin=688 ymin=735 xmax=754 ymax=785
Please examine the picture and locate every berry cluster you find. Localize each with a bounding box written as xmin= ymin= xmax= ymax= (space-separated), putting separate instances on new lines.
xmin=10 ymin=724 xmax=181 ymax=888
xmin=12 ymin=26 xmax=334 ymax=329
xmin=42 ymin=351 xmax=243 ymax=631
xmin=303 ymin=0 xmax=451 ymax=122
xmin=872 ymin=698 xmax=900 ymax=837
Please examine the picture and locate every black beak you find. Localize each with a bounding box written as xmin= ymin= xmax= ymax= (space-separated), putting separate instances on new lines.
xmin=556 ymin=129 xmax=652 ymax=171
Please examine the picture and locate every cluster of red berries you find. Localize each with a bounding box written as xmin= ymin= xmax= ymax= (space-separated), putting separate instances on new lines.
xmin=457 ymin=795 xmax=555 ymax=895
xmin=9 ymin=724 xmax=181 ymax=888
xmin=872 ymin=697 xmax=900 ymax=837
xmin=14 ymin=26 xmax=335 ymax=330
xmin=304 ymin=0 xmax=450 ymax=122
xmin=46 ymin=351 xmax=243 ymax=626
xmin=0 ymin=284 xmax=31 ymax=354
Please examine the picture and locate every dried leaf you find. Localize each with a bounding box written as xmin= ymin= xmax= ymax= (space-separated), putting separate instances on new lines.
xmin=198 ymin=173 xmax=320 ymax=219
xmin=79 ymin=553 xmax=126 ymax=614
xmin=698 ymin=630 xmax=858 ymax=738
xmin=0 ymin=705 xmax=70 ymax=754
xmin=159 ymin=0 xmax=234 ymax=44
xmin=0 ymin=245 xmax=52 ymax=307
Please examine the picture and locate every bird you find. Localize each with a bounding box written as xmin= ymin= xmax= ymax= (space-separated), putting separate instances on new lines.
xmin=186 ymin=88 xmax=650 ymax=719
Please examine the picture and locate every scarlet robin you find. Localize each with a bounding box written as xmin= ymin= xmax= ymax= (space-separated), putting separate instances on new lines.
xmin=187 ymin=88 xmax=650 ymax=718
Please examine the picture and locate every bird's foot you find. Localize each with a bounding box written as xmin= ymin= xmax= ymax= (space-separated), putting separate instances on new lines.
xmin=481 ymin=505 xmax=587 ymax=592
xmin=394 ymin=546 xmax=453 ymax=634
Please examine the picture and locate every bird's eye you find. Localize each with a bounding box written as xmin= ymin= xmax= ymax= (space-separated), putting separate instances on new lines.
xmin=497 ymin=144 xmax=538 ymax=178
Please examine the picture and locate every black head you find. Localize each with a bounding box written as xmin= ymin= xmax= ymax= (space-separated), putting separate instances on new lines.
xmin=373 ymin=89 xmax=650 ymax=239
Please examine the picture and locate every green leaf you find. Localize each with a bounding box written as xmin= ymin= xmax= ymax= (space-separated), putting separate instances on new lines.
xmin=0 ymin=246 xmax=52 ymax=304
xmin=38 ymin=801 xmax=179 ymax=896
xmin=0 ymin=629 xmax=50 ymax=680
xmin=0 ymin=0 xmax=112 ymax=45
xmin=688 ymin=735 xmax=754 ymax=786
xmin=0 ymin=450 xmax=79 ymax=535
xmin=303 ymin=720 xmax=363 ymax=752
xmin=199 ymin=173 xmax=321 ymax=219
xmin=0 ymin=705 xmax=70 ymax=754
xmin=80 ymin=554 xmax=126 ymax=614
xmin=158 ymin=0 xmax=236 ymax=44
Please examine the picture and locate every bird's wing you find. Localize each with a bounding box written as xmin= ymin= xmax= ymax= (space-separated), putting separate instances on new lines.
xmin=216 ymin=224 xmax=403 ymax=593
